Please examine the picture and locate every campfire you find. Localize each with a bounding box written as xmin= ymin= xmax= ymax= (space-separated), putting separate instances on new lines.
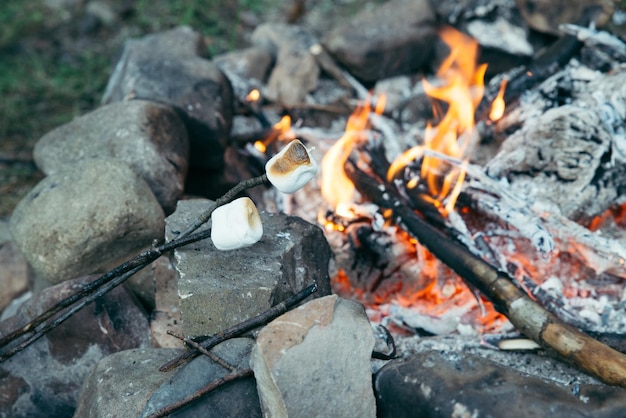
xmin=3 ymin=0 xmax=626 ymax=415
xmin=249 ymin=25 xmax=626 ymax=342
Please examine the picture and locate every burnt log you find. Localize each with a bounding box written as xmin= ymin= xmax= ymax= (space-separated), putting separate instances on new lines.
xmin=346 ymin=160 xmax=626 ymax=387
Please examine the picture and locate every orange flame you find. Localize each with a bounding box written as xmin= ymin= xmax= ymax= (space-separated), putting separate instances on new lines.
xmin=246 ymin=88 xmax=261 ymax=103
xmin=387 ymin=27 xmax=487 ymax=216
xmin=321 ymin=96 xmax=385 ymax=208
xmin=254 ymin=115 xmax=293 ymax=153
xmin=489 ymin=79 xmax=508 ymax=122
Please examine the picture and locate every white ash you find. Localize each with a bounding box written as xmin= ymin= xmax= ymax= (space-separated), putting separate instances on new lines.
xmin=372 ymin=334 xmax=603 ymax=388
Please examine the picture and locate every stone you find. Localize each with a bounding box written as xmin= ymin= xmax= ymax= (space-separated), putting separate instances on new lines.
xmin=10 ymin=157 xmax=164 ymax=284
xmin=102 ymin=26 xmax=233 ymax=170
xmin=322 ymin=0 xmax=437 ymax=83
xmin=374 ymin=350 xmax=626 ymax=418
xmin=142 ymin=338 xmax=261 ymax=417
xmin=251 ymin=295 xmax=376 ymax=417
xmin=75 ymin=339 xmax=261 ymax=417
xmin=165 ymin=199 xmax=331 ymax=338
xmin=74 ymin=348 xmax=181 ymax=418
xmin=34 ymin=100 xmax=189 ymax=214
xmin=515 ymin=0 xmax=614 ymax=35
xmin=150 ymin=255 xmax=183 ymax=348
xmin=0 ymin=275 xmax=151 ymax=417
xmin=0 ymin=221 xmax=29 ymax=313
xmin=214 ymin=46 xmax=274 ymax=85
xmin=251 ymin=23 xmax=320 ymax=106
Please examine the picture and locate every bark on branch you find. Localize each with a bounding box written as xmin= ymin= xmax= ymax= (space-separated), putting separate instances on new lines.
xmin=346 ymin=161 xmax=626 ymax=387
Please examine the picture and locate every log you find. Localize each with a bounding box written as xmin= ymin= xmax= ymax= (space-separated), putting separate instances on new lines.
xmin=346 ymin=160 xmax=626 ymax=387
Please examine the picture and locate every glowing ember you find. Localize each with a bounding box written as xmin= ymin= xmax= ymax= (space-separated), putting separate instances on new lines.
xmin=489 ymin=79 xmax=508 ymax=122
xmin=246 ymin=88 xmax=261 ymax=103
xmin=387 ymin=26 xmax=488 ymax=216
xmin=318 ymin=27 xmax=516 ymax=334
xmin=254 ymin=115 xmax=293 ymax=153
xmin=320 ymin=96 xmax=385 ymax=208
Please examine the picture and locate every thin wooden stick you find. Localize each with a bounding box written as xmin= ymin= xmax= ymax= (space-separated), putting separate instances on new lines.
xmin=347 ymin=161 xmax=626 ymax=387
xmin=176 ymin=174 xmax=268 ymax=239
xmin=168 ymin=331 xmax=237 ymax=372
xmin=160 ymin=283 xmax=318 ymax=372
xmin=0 ymin=174 xmax=269 ymax=362
xmin=146 ymin=368 xmax=254 ymax=418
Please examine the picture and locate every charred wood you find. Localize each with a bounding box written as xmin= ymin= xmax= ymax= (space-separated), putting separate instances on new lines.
xmin=346 ymin=160 xmax=626 ymax=387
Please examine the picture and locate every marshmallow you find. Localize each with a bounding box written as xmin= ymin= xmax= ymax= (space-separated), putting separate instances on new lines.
xmin=211 ymin=197 xmax=263 ymax=251
xmin=265 ymin=139 xmax=318 ymax=194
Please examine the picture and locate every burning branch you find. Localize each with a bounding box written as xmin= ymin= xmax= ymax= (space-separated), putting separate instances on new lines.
xmin=346 ymin=161 xmax=626 ymax=387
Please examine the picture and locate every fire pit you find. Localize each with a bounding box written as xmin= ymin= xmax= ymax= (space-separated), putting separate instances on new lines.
xmin=2 ymin=0 xmax=626 ymax=416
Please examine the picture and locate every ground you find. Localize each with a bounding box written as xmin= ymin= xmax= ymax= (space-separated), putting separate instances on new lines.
xmin=0 ymin=0 xmax=288 ymax=217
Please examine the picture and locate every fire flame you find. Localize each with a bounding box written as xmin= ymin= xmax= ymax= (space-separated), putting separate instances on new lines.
xmin=387 ymin=27 xmax=491 ymax=215
xmin=246 ymin=88 xmax=261 ymax=102
xmin=321 ymin=27 xmax=512 ymax=333
xmin=489 ymin=79 xmax=508 ymax=122
xmin=254 ymin=115 xmax=293 ymax=153
xmin=320 ymin=96 xmax=385 ymax=208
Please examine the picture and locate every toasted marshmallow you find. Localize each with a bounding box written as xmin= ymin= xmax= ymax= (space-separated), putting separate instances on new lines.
xmin=211 ymin=197 xmax=263 ymax=250
xmin=265 ymin=139 xmax=318 ymax=194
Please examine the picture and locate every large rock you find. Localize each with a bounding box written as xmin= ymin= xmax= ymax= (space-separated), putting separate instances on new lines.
xmin=34 ymin=100 xmax=188 ymax=214
xmin=323 ymin=0 xmax=437 ymax=83
xmin=102 ymin=26 xmax=233 ymax=170
xmin=251 ymin=295 xmax=376 ymax=417
xmin=374 ymin=350 xmax=626 ymax=418
xmin=142 ymin=338 xmax=261 ymax=417
xmin=251 ymin=23 xmax=320 ymax=106
xmin=0 ymin=275 xmax=151 ymax=417
xmin=75 ymin=339 xmax=261 ymax=417
xmin=165 ymin=199 xmax=331 ymax=337
xmin=10 ymin=157 xmax=164 ymax=284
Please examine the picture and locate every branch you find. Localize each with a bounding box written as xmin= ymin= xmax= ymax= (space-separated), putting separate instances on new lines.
xmin=175 ymin=174 xmax=268 ymax=239
xmin=0 ymin=175 xmax=269 ymax=362
xmin=346 ymin=161 xmax=626 ymax=387
xmin=160 ymin=283 xmax=318 ymax=372
xmin=146 ymin=368 xmax=254 ymax=418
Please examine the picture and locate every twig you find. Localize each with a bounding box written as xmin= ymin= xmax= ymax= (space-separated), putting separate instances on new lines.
xmin=168 ymin=331 xmax=236 ymax=372
xmin=309 ymin=43 xmax=354 ymax=91
xmin=287 ymin=103 xmax=352 ymax=114
xmin=176 ymin=174 xmax=269 ymax=239
xmin=346 ymin=161 xmax=626 ymax=387
xmin=146 ymin=368 xmax=254 ymax=418
xmin=0 ymin=175 xmax=270 ymax=362
xmin=0 ymin=229 xmax=212 ymax=361
xmin=160 ymin=283 xmax=318 ymax=372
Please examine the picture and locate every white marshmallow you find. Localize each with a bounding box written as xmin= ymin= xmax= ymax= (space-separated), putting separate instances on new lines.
xmin=265 ymin=139 xmax=318 ymax=194
xmin=211 ymin=197 xmax=263 ymax=251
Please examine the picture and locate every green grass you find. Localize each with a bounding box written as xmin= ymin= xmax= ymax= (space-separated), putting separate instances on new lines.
xmin=0 ymin=0 xmax=280 ymax=216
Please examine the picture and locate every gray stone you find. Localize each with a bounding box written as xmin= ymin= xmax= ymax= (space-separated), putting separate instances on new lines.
xmin=165 ymin=199 xmax=331 ymax=338
xmin=34 ymin=100 xmax=189 ymax=214
xmin=214 ymin=46 xmax=274 ymax=84
xmin=102 ymin=26 xmax=233 ymax=170
xmin=251 ymin=23 xmax=320 ymax=106
xmin=150 ymin=255 xmax=183 ymax=348
xmin=74 ymin=348 xmax=182 ymax=418
xmin=10 ymin=157 xmax=164 ymax=284
xmin=0 ymin=275 xmax=150 ymax=417
xmin=142 ymin=338 xmax=261 ymax=417
xmin=251 ymin=295 xmax=376 ymax=417
xmin=75 ymin=339 xmax=261 ymax=418
xmin=322 ymin=0 xmax=437 ymax=83
xmin=374 ymin=350 xmax=626 ymax=418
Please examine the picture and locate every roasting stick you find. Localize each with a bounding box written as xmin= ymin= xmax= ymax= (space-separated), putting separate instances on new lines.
xmin=346 ymin=161 xmax=626 ymax=387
